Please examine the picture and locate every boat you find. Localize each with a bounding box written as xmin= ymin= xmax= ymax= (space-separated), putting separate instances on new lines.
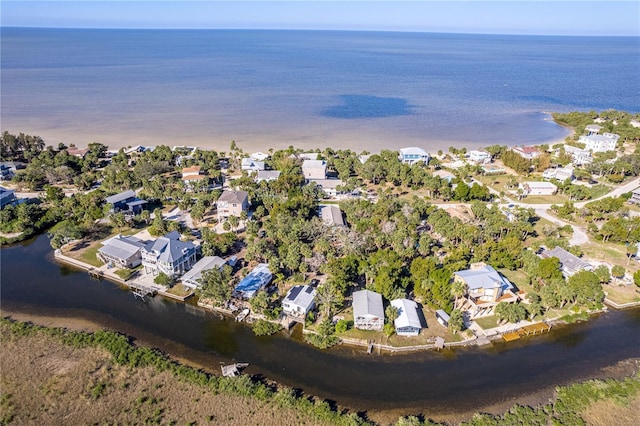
xmin=235 ymin=308 xmax=250 ymax=322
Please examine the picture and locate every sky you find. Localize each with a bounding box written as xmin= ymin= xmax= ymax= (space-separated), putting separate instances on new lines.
xmin=1 ymin=1 xmax=639 ymax=36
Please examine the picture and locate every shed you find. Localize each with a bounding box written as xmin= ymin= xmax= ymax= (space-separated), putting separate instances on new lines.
xmin=435 ymin=310 xmax=450 ymax=327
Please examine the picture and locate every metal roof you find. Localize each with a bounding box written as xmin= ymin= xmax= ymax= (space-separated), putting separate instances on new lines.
xmin=455 ymin=265 xmax=514 ymax=292
xmin=391 ymin=298 xmax=422 ymax=330
xmin=143 ymin=231 xmax=195 ymax=263
xmin=98 ymin=235 xmax=146 ymax=260
xmin=105 ymin=190 xmax=136 ymax=204
xmin=180 ymin=256 xmax=226 ymax=287
xmin=352 ymin=289 xmax=384 ymax=319
xmin=284 ymin=285 xmax=316 ymax=311
xmin=233 ymin=263 xmax=272 ymax=299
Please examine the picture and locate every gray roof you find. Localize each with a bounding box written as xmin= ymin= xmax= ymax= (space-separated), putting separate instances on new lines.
xmin=180 ymin=256 xmax=226 ymax=286
xmin=256 ymin=170 xmax=281 ymax=181
xmin=99 ymin=235 xmax=146 ymax=260
xmin=284 ymin=285 xmax=316 ymax=311
xmin=144 ymin=231 xmax=195 ymax=263
xmin=455 ymin=265 xmax=514 ymax=292
xmin=436 ymin=309 xmax=450 ymax=322
xmin=218 ymin=190 xmax=248 ymax=205
xmin=541 ymin=247 xmax=592 ymax=274
xmin=319 ymin=204 xmax=345 ymax=226
xmin=352 ymin=289 xmax=384 ymax=319
xmin=302 ymin=159 xmax=327 ymax=170
xmin=391 ymin=298 xmax=422 ymax=330
xmin=105 ymin=189 xmax=136 ymax=204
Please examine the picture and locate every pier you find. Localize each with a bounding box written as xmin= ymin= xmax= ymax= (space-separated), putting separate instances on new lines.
xmin=503 ymin=322 xmax=551 ymax=342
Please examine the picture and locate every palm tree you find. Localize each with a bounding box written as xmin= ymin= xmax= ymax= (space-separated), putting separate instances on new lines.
xmin=451 ymin=280 xmax=467 ymax=310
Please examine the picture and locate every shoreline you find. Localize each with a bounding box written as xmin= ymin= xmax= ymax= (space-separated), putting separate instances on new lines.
xmin=3 ymin=309 xmax=638 ymax=425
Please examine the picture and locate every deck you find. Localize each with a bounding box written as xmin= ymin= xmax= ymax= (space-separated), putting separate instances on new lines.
xmin=502 ymin=322 xmax=551 ymax=342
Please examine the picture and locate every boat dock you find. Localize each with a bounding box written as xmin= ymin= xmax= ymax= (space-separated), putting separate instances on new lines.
xmin=503 ymin=322 xmax=551 ymax=342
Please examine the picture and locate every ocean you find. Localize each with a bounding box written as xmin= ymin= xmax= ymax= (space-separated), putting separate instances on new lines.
xmin=1 ymin=28 xmax=638 ymax=153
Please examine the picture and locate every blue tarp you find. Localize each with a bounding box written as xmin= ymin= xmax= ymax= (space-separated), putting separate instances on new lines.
xmin=233 ymin=263 xmax=272 ymax=299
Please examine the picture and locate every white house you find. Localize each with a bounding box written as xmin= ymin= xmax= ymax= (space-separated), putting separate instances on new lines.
xmin=302 ymin=160 xmax=327 ymax=180
xmin=454 ymin=263 xmax=519 ymax=316
xmin=141 ymin=231 xmax=197 ymax=278
xmin=585 ymin=124 xmax=603 ymax=135
xmin=352 ymin=289 xmax=384 ymax=331
xmin=282 ymin=285 xmax=316 ymax=317
xmin=563 ymin=145 xmax=593 ymax=165
xmin=511 ymin=146 xmax=541 ymax=160
xmin=391 ymin=298 xmax=422 ymax=336
xmin=249 ymin=152 xmax=269 ymax=161
xmin=540 ymin=247 xmax=593 ymax=277
xmin=519 ymin=181 xmax=558 ymax=196
xmin=629 ymin=187 xmax=640 ymax=205
xmin=468 ymin=149 xmax=491 ymax=164
xmin=255 ymin=170 xmax=281 ymax=183
xmin=579 ymin=133 xmax=619 ymax=153
xmin=180 ymin=256 xmax=227 ymax=289
xmin=97 ymin=234 xmax=147 ymax=269
xmin=311 ymin=179 xmax=349 ymax=199
xmin=399 ymin=147 xmax=430 ymax=165
xmin=542 ymin=166 xmax=573 ymax=182
xmin=241 ymin=158 xmax=266 ymax=172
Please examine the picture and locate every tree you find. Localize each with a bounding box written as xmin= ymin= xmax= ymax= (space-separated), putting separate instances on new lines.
xmin=634 ymin=270 xmax=640 ymax=288
xmin=448 ymin=309 xmax=464 ymax=334
xmin=451 ymin=279 xmax=467 ymax=310
xmin=568 ymin=270 xmax=604 ymax=306
xmin=594 ymin=265 xmax=611 ymax=285
xmin=149 ymin=208 xmax=167 ymax=236
xmin=249 ymin=290 xmax=270 ymax=314
xmin=315 ymin=281 xmax=344 ymax=318
xmin=385 ymin=305 xmax=399 ymax=324
xmin=538 ymin=257 xmax=563 ymax=283
xmin=304 ymin=318 xmax=340 ymax=349
xmin=154 ymin=272 xmax=172 ymax=286
xmin=197 ymin=265 xmax=233 ymax=304
xmin=611 ymin=265 xmax=626 ymax=282
xmin=47 ymin=220 xmax=83 ymax=249
xmin=228 ymin=214 xmax=240 ymax=233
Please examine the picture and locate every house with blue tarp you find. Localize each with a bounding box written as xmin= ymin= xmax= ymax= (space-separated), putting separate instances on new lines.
xmin=233 ymin=263 xmax=272 ymax=299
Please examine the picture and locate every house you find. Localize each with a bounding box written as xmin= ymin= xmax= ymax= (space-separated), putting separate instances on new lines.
xmin=104 ymin=190 xmax=147 ymax=215
xmin=141 ymin=231 xmax=197 ymax=278
xmin=432 ymin=169 xmax=456 ymax=182
xmin=97 ymin=234 xmax=146 ymax=269
xmin=0 ymin=162 xmax=22 ymax=181
xmin=233 ymin=263 xmax=272 ymax=299
xmin=319 ymin=204 xmax=345 ymax=227
xmin=241 ymin=158 xmax=265 ymax=172
xmin=468 ymin=149 xmax=491 ymax=164
xmin=540 ymin=246 xmax=593 ymax=277
xmin=66 ymin=147 xmax=90 ymax=158
xmin=542 ymin=166 xmax=573 ymax=182
xmin=216 ymin=190 xmax=249 ymax=221
xmin=390 ymin=298 xmax=422 ymax=336
xmin=519 ymin=181 xmax=558 ymax=196
xmin=481 ymin=165 xmax=507 ymax=175
xmin=180 ymin=256 xmax=227 ymax=289
xmin=255 ymin=170 xmax=281 ymax=183
xmin=511 ymin=146 xmax=541 ymax=160
xmin=629 ymin=188 xmax=640 ymax=205
xmin=585 ymin=124 xmax=603 ymax=135
xmin=249 ymin=152 xmax=269 ymax=161
xmin=182 ymin=165 xmax=208 ymax=190
xmin=563 ymin=144 xmax=593 ymax=165
xmin=352 ymin=289 xmax=384 ymax=331
xmin=578 ymin=133 xmax=619 ymax=153
xmin=399 ymin=147 xmax=430 ymax=165
xmin=0 ymin=186 xmax=18 ymax=209
xmin=435 ymin=309 xmax=450 ymax=327
xmin=454 ymin=263 xmax=518 ymax=316
xmin=311 ymin=179 xmax=348 ymax=199
xmin=302 ymin=160 xmax=327 ymax=180
xmin=299 ymin=152 xmax=319 ymax=161
xmin=282 ymin=285 xmax=316 ymax=317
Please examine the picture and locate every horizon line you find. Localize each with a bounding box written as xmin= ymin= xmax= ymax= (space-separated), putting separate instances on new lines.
xmin=2 ymin=25 xmax=638 ymax=38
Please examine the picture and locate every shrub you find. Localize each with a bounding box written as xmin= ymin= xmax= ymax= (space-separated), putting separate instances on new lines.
xmin=252 ymin=319 xmax=282 ymax=336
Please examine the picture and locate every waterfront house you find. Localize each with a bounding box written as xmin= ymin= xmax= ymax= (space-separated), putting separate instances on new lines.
xmin=233 ymin=263 xmax=272 ymax=299
xmin=181 ymin=165 xmax=208 ymax=191
xmin=468 ymin=149 xmax=492 ymax=164
xmin=518 ymin=181 xmax=557 ymax=196
xmin=454 ymin=263 xmax=518 ymax=316
xmin=511 ymin=146 xmax=541 ymax=160
xmin=399 ymin=147 xmax=430 ymax=165
xmin=629 ymin=188 xmax=640 ymax=205
xmin=432 ymin=169 xmax=456 ymax=182
xmin=311 ymin=179 xmax=348 ymax=199
xmin=104 ymin=189 xmax=147 ymax=216
xmin=319 ymin=204 xmax=345 ymax=227
xmin=180 ymin=256 xmax=227 ymax=289
xmin=97 ymin=234 xmax=146 ymax=269
xmin=585 ymin=124 xmax=603 ymax=135
xmin=540 ymin=246 xmax=593 ymax=277
xmin=241 ymin=158 xmax=265 ymax=172
xmin=352 ymin=289 xmax=384 ymax=331
xmin=578 ymin=133 xmax=619 ymax=153
xmin=298 ymin=152 xmax=319 ymax=161
xmin=66 ymin=147 xmax=90 ymax=158
xmin=302 ymin=160 xmax=327 ymax=180
xmin=435 ymin=309 xmax=450 ymax=327
xmin=0 ymin=186 xmax=18 ymax=209
xmin=390 ymin=298 xmax=422 ymax=336
xmin=282 ymin=285 xmax=316 ymax=317
xmin=249 ymin=152 xmax=269 ymax=161
xmin=141 ymin=231 xmax=197 ymax=278
xmin=216 ymin=190 xmax=249 ymax=221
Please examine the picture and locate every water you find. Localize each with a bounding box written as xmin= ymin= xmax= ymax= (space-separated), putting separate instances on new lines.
xmin=2 ymin=235 xmax=640 ymax=416
xmin=2 ymin=28 xmax=638 ymax=152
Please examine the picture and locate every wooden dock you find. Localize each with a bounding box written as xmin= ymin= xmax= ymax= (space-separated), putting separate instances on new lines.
xmin=502 ymin=322 xmax=551 ymax=342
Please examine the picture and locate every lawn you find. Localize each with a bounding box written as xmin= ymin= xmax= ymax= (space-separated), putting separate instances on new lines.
xmin=473 ymin=315 xmax=500 ymax=330
xmin=166 ymin=284 xmax=195 ymax=298
xmin=604 ymin=284 xmax=640 ymax=305
xmin=73 ymin=242 xmax=103 ymax=267
xmin=499 ymin=268 xmax=533 ymax=294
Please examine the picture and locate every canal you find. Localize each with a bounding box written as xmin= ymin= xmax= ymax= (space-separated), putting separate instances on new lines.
xmin=2 ymin=235 xmax=640 ymax=416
